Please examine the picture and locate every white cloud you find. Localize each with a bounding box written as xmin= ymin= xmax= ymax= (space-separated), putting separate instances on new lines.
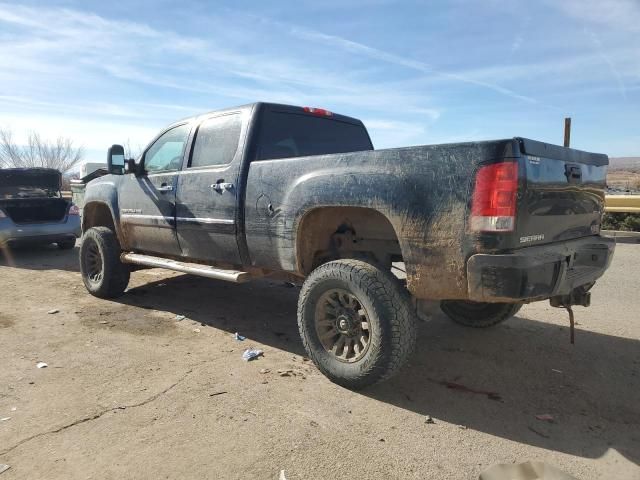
xmin=0 ymin=2 xmax=444 ymax=152
xmin=552 ymin=0 xmax=640 ymax=32
xmin=289 ymin=27 xmax=540 ymax=104
xmin=1 ymin=112 xmax=158 ymax=152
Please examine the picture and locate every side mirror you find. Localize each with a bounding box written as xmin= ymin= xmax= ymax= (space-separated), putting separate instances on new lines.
xmin=107 ymin=144 xmax=125 ymax=175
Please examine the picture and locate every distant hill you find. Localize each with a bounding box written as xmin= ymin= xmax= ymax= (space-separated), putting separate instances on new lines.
xmin=609 ymin=157 xmax=640 ymax=171
xmin=607 ymin=157 xmax=640 ymax=192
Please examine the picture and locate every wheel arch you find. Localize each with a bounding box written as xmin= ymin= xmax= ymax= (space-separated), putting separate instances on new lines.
xmin=81 ymin=201 xmax=124 ymax=246
xmin=294 ymin=206 xmax=403 ymax=275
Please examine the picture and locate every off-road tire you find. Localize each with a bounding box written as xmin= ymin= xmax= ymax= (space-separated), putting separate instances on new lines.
xmin=79 ymin=226 xmax=130 ymax=298
xmin=297 ymin=259 xmax=417 ymax=389
xmin=57 ymin=238 xmax=76 ymax=250
xmin=440 ymin=300 xmax=523 ymax=328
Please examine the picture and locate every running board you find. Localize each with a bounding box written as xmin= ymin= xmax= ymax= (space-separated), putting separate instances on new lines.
xmin=120 ymin=253 xmax=251 ymax=283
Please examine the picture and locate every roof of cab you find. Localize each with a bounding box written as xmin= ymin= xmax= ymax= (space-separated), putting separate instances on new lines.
xmin=172 ymin=102 xmax=364 ymax=127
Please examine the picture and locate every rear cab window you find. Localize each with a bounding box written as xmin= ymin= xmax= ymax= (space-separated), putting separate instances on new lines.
xmin=189 ymin=113 xmax=243 ymax=168
xmin=255 ymin=109 xmax=373 ymax=161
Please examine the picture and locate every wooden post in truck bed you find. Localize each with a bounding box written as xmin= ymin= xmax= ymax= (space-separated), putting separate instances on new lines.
xmin=564 ymin=117 xmax=571 ymax=147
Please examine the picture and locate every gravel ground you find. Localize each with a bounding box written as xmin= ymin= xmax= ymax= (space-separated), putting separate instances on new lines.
xmin=0 ymin=242 xmax=638 ymax=479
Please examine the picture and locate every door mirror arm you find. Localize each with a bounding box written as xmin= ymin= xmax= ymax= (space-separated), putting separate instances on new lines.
xmin=126 ymin=158 xmax=140 ymax=175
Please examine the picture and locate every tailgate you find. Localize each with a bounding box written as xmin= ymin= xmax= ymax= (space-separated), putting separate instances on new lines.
xmin=515 ymin=138 xmax=608 ymax=246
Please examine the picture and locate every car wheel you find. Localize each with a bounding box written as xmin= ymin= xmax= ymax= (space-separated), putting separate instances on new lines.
xmin=440 ymin=300 xmax=523 ymax=328
xmin=57 ymin=238 xmax=76 ymax=250
xmin=297 ymin=259 xmax=417 ymax=389
xmin=79 ymin=226 xmax=130 ymax=298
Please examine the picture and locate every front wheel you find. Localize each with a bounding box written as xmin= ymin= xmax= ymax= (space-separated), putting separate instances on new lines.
xmin=79 ymin=226 xmax=130 ymax=298
xmin=440 ymin=300 xmax=522 ymax=328
xmin=297 ymin=259 xmax=417 ymax=389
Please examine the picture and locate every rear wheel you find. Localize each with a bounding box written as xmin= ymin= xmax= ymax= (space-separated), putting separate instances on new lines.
xmin=440 ymin=300 xmax=522 ymax=328
xmin=297 ymin=259 xmax=417 ymax=389
xmin=79 ymin=227 xmax=130 ymax=298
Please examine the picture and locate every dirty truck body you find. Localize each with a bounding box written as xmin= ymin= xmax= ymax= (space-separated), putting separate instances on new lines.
xmin=0 ymin=168 xmax=80 ymax=249
xmin=80 ymin=102 xmax=614 ymax=388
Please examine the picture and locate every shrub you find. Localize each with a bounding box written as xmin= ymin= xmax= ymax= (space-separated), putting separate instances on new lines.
xmin=602 ymin=213 xmax=640 ymax=232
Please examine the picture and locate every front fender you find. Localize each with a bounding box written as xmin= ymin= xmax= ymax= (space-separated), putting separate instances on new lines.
xmin=82 ymin=178 xmax=124 ymax=244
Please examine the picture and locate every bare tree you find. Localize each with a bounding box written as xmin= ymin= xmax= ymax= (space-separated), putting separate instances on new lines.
xmin=124 ymin=138 xmax=143 ymax=161
xmin=0 ymin=127 xmax=84 ymax=172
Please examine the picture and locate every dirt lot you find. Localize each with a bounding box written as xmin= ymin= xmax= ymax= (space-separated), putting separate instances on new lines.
xmin=0 ymin=242 xmax=639 ymax=479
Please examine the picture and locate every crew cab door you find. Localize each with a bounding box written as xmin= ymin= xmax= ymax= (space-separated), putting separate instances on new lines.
xmin=118 ymin=123 xmax=191 ymax=256
xmin=175 ymin=111 xmax=246 ymax=264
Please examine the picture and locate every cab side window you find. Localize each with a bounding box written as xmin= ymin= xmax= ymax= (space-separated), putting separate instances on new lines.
xmin=190 ymin=114 xmax=242 ymax=168
xmin=144 ymin=124 xmax=190 ymax=173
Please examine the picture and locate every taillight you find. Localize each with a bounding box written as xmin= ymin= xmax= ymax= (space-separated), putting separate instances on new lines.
xmin=303 ymin=106 xmax=333 ymax=117
xmin=470 ymin=162 xmax=518 ymax=232
xmin=68 ymin=204 xmax=80 ymax=216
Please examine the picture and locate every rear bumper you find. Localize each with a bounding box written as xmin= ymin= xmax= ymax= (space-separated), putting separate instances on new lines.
xmin=0 ymin=216 xmax=81 ymax=246
xmin=467 ymin=236 xmax=615 ymax=303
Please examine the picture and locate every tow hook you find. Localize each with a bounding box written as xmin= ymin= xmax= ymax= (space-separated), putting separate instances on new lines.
xmin=550 ymin=287 xmax=591 ymax=344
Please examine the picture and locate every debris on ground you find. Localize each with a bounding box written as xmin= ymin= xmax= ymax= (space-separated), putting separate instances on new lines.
xmin=259 ymin=368 xmax=271 ymax=374
xmin=434 ymin=379 xmax=501 ymax=401
xmin=234 ymin=332 xmax=246 ymax=341
xmin=425 ymin=415 xmax=435 ymax=424
xmin=209 ymin=391 xmax=228 ymax=397
xmin=279 ymin=470 xmax=287 ymax=480
xmin=527 ymin=426 xmax=550 ymax=438
xmin=551 ymin=369 xmax=562 ymax=374
xmin=0 ymin=464 xmax=10 ymax=475
xmin=175 ymin=314 xmax=186 ymax=321
xmin=99 ymin=320 xmax=108 ymax=324
xmin=242 ymin=348 xmax=263 ymax=361
xmin=277 ymin=369 xmax=293 ymax=377
xmin=36 ymin=361 xmax=48 ymax=369
xmin=535 ymin=414 xmax=555 ymax=423
xmin=0 ymin=417 xmax=10 ymax=422
xmin=47 ymin=309 xmax=59 ymax=314
xmin=10 ymin=407 xmax=16 ymax=412
xmin=193 ymin=328 xmax=201 ymax=333
xmin=458 ymin=425 xmax=468 ymax=430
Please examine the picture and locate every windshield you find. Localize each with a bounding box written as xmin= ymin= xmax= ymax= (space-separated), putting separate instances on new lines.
xmin=256 ymin=111 xmax=373 ymax=160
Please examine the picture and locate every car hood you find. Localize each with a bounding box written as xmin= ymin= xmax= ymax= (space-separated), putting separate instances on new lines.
xmin=0 ymin=168 xmax=62 ymax=190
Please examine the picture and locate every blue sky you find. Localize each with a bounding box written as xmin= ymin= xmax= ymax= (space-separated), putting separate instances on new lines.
xmin=0 ymin=0 xmax=639 ymax=165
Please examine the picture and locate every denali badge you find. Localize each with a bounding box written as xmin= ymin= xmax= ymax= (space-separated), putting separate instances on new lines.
xmin=520 ymin=234 xmax=545 ymax=243
xmin=121 ymin=208 xmax=142 ymax=214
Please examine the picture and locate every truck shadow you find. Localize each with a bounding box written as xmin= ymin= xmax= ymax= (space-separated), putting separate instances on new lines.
xmin=0 ymin=243 xmax=79 ymax=272
xmin=117 ymin=273 xmax=640 ymax=468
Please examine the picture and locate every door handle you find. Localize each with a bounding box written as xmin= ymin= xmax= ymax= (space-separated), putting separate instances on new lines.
xmin=210 ymin=182 xmax=234 ymax=193
xmin=158 ymin=183 xmax=174 ymax=193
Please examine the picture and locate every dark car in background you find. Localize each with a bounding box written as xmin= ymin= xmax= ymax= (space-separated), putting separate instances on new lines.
xmin=0 ymin=168 xmax=81 ymax=249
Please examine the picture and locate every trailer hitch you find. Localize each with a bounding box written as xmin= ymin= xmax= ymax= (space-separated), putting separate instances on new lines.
xmin=549 ymin=285 xmax=592 ymax=344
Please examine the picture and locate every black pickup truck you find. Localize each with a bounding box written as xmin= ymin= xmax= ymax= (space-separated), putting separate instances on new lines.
xmin=80 ymin=102 xmax=614 ymax=388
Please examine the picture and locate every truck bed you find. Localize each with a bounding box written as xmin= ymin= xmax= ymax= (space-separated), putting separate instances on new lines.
xmin=244 ymin=137 xmax=609 ymax=301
